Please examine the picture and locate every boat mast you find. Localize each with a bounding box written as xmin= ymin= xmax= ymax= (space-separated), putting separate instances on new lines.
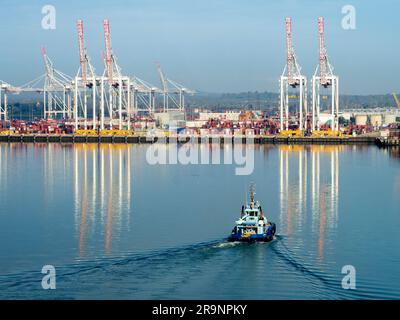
xmin=250 ymin=183 xmax=255 ymax=205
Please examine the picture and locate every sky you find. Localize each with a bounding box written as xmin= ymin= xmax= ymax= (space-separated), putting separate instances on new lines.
xmin=0 ymin=0 xmax=398 ymax=94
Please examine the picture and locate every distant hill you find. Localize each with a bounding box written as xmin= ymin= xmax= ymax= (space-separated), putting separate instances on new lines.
xmin=185 ymin=91 xmax=399 ymax=111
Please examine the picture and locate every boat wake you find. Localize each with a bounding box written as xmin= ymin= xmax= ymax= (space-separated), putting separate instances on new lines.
xmin=0 ymin=235 xmax=372 ymax=299
xmin=271 ymin=235 xmax=332 ymax=285
xmin=212 ymin=241 xmax=242 ymax=249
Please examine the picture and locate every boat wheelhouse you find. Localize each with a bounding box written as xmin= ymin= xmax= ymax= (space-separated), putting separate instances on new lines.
xmin=228 ymin=184 xmax=276 ymax=242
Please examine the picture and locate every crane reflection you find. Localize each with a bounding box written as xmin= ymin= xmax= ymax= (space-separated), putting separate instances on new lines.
xmin=72 ymin=144 xmax=132 ymax=256
xmin=279 ymin=145 xmax=340 ymax=260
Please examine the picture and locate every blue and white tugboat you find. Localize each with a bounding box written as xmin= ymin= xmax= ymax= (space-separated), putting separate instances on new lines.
xmin=228 ymin=184 xmax=276 ymax=242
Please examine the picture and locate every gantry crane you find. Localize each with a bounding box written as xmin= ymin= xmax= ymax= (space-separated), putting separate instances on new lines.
xmin=101 ymin=19 xmax=132 ymax=130
xmin=311 ymin=17 xmax=339 ymax=132
xmin=1 ymin=19 xmax=196 ymax=128
xmin=41 ymin=47 xmax=72 ymax=120
xmin=279 ymin=17 xmax=307 ymax=133
xmin=156 ymin=62 xmax=194 ymax=112
xmin=74 ymin=19 xmax=98 ymax=130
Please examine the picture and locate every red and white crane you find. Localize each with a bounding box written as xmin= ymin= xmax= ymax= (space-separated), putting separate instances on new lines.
xmin=100 ymin=19 xmax=133 ymax=130
xmin=312 ymin=17 xmax=339 ymax=131
xmin=318 ymin=17 xmax=328 ymax=86
xmin=1 ymin=18 xmax=193 ymax=127
xmin=285 ymin=17 xmax=300 ymax=87
xmin=103 ymin=19 xmax=115 ymax=85
xmin=280 ymin=17 xmax=307 ymax=131
xmin=77 ymin=20 xmax=88 ymax=85
xmin=74 ymin=19 xmax=97 ymax=130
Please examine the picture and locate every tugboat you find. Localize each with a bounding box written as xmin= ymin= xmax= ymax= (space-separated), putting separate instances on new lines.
xmin=228 ymin=184 xmax=276 ymax=242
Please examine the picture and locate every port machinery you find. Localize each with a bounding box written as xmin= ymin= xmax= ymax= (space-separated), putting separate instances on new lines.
xmin=0 ymin=19 xmax=194 ymax=131
xmin=0 ymin=81 xmax=15 ymax=121
xmin=311 ymin=17 xmax=339 ymax=133
xmin=279 ymin=17 xmax=341 ymax=137
xmin=280 ymin=17 xmax=307 ymax=134
xmin=156 ymin=62 xmax=195 ymax=113
xmin=74 ymin=19 xmax=136 ymax=131
xmin=1 ymin=17 xmax=342 ymax=137
xmin=74 ymin=19 xmax=194 ymax=131
xmin=1 ymin=48 xmax=74 ymax=123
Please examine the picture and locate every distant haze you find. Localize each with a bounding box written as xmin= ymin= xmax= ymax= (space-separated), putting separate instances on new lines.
xmin=0 ymin=0 xmax=398 ymax=95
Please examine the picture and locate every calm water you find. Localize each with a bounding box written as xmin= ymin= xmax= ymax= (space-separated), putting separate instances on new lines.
xmin=0 ymin=143 xmax=399 ymax=299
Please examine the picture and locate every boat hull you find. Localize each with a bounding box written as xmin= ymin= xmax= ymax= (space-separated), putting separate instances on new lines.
xmin=227 ymin=222 xmax=276 ymax=242
xmin=227 ymin=234 xmax=274 ymax=242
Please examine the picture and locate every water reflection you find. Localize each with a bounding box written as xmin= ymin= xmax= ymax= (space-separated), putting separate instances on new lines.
xmin=279 ymin=145 xmax=340 ymax=260
xmin=388 ymin=146 xmax=400 ymax=159
xmin=0 ymin=142 xmax=365 ymax=262
xmin=71 ymin=144 xmax=132 ymax=257
xmin=23 ymin=142 xmax=342 ymax=259
xmin=1 ymin=142 xmax=400 ymax=299
xmin=0 ymin=145 xmax=7 ymax=194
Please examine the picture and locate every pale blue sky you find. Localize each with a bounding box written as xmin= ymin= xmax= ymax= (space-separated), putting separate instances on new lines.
xmin=0 ymin=0 xmax=398 ymax=94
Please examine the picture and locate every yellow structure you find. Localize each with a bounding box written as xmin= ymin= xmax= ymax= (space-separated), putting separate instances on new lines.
xmin=312 ymin=129 xmax=343 ymax=137
xmin=74 ymin=129 xmax=134 ymax=136
xmin=0 ymin=130 xmax=13 ymax=135
xmin=279 ymin=129 xmax=302 ymax=137
xmin=75 ymin=129 xmax=98 ymax=136
xmin=99 ymin=129 xmax=133 ymax=136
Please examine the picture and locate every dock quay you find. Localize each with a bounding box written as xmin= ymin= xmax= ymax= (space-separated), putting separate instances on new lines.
xmin=0 ymin=134 xmax=379 ymax=145
xmin=376 ymin=137 xmax=400 ymax=147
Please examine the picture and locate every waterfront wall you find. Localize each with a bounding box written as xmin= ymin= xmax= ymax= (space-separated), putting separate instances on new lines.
xmin=0 ymin=134 xmax=378 ymax=145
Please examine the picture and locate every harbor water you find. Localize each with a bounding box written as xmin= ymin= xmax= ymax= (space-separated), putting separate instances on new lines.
xmin=0 ymin=143 xmax=399 ymax=299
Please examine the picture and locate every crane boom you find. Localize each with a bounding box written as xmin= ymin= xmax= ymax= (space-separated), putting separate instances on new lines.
xmin=77 ymin=19 xmax=87 ymax=84
xmin=318 ymin=17 xmax=328 ymax=86
xmin=103 ymin=19 xmax=113 ymax=84
xmin=285 ymin=17 xmax=295 ymax=85
xmin=41 ymin=47 xmax=53 ymax=78
xmin=156 ymin=63 xmax=167 ymax=92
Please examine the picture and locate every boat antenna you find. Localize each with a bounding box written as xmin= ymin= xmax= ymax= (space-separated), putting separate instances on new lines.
xmin=250 ymin=182 xmax=255 ymax=204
